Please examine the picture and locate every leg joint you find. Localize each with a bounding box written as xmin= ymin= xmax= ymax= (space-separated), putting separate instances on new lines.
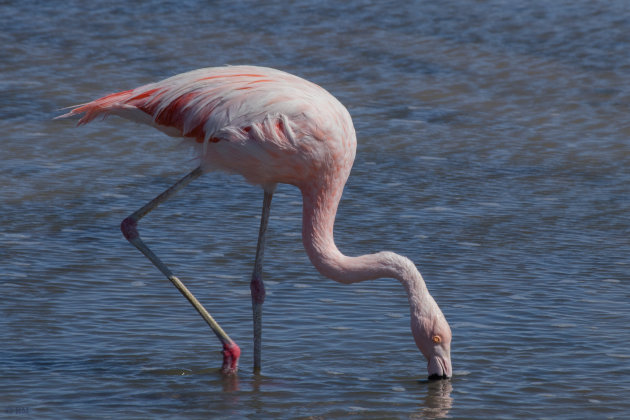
xmin=121 ymin=216 xmax=139 ymax=241
xmin=250 ymin=275 xmax=266 ymax=305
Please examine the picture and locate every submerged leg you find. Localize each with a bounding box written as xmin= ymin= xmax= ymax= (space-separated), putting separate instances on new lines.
xmin=120 ymin=167 xmax=241 ymax=374
xmin=251 ymin=190 xmax=273 ymax=373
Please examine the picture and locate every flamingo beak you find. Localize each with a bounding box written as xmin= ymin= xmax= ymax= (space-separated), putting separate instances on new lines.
xmin=427 ymin=353 xmax=452 ymax=380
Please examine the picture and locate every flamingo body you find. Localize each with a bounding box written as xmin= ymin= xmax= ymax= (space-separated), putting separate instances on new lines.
xmin=59 ymin=66 xmax=452 ymax=379
xmin=64 ymin=66 xmax=355 ymax=190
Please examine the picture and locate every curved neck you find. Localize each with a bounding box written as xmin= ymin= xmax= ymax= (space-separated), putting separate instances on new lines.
xmin=299 ymin=182 xmax=428 ymax=302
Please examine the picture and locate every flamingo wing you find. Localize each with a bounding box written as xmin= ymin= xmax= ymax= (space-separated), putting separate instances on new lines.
xmin=59 ymin=66 xmax=337 ymax=143
xmin=58 ymin=65 xmax=356 ymax=186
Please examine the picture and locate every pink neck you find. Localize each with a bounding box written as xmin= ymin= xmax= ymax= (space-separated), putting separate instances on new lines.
xmin=299 ymin=182 xmax=428 ymax=302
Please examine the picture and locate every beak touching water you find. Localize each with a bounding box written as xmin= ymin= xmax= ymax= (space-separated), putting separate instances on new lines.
xmin=427 ymin=352 xmax=452 ymax=380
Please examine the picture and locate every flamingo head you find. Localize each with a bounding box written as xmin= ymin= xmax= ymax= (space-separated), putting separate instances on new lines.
xmin=410 ymin=295 xmax=452 ymax=380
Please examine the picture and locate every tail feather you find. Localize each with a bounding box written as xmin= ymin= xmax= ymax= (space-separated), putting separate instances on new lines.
xmin=55 ymin=89 xmax=135 ymax=124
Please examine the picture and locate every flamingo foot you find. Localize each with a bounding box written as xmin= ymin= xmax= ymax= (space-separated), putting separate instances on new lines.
xmin=221 ymin=341 xmax=241 ymax=374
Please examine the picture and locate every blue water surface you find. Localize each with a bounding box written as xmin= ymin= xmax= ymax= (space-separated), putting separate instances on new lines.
xmin=1 ymin=1 xmax=629 ymax=418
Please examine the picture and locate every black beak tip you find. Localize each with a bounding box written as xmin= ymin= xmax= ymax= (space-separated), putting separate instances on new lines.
xmin=428 ymin=373 xmax=450 ymax=381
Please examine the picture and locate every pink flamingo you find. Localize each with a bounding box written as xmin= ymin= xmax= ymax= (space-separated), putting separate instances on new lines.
xmin=58 ymin=66 xmax=452 ymax=379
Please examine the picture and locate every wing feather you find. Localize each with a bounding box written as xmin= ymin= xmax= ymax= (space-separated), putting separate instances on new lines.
xmin=57 ymin=65 xmax=356 ymax=185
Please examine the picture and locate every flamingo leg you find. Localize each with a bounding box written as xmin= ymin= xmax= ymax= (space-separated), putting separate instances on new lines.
xmin=120 ymin=167 xmax=241 ymax=374
xmin=251 ymin=190 xmax=273 ymax=373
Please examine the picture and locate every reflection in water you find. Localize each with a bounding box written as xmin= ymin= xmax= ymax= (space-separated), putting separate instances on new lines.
xmin=413 ymin=380 xmax=453 ymax=419
xmin=221 ymin=373 xmax=240 ymax=393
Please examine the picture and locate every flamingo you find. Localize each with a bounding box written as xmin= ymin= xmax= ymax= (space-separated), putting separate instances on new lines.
xmin=58 ymin=65 xmax=452 ymax=379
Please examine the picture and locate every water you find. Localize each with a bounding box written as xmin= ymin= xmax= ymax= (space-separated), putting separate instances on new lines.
xmin=2 ymin=0 xmax=629 ymax=418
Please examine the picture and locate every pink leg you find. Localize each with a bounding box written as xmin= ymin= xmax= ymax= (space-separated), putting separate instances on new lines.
xmin=121 ymin=167 xmax=240 ymax=374
xmin=251 ymin=190 xmax=273 ymax=373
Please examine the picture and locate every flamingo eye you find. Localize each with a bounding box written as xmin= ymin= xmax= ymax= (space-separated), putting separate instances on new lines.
xmin=432 ymin=335 xmax=442 ymax=344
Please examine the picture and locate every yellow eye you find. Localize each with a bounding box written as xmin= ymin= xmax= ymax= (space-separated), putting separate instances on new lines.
xmin=432 ymin=335 xmax=442 ymax=344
